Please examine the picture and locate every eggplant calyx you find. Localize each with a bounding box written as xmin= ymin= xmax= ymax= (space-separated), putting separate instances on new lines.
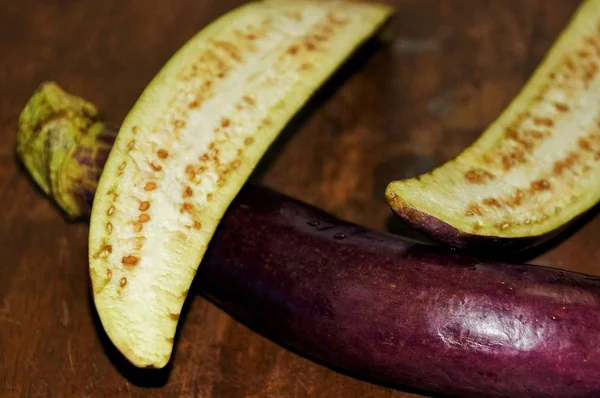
xmin=16 ymin=82 xmax=113 ymax=219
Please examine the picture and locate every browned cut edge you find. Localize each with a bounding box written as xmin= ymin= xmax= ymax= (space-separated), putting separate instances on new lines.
xmin=385 ymin=193 xmax=572 ymax=256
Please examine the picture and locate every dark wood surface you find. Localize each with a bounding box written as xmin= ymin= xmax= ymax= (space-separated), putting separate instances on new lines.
xmin=0 ymin=0 xmax=590 ymax=396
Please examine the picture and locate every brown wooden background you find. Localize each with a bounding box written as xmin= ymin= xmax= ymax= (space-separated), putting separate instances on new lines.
xmin=0 ymin=0 xmax=592 ymax=397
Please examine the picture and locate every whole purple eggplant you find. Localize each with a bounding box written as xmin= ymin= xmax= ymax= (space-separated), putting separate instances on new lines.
xmin=201 ymin=185 xmax=600 ymax=398
xmin=17 ymin=83 xmax=600 ymax=397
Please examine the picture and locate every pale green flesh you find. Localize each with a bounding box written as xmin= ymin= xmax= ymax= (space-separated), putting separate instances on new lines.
xmin=387 ymin=0 xmax=600 ymax=240
xmin=89 ymin=0 xmax=392 ymax=368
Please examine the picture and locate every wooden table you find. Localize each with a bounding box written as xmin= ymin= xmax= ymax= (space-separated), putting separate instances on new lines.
xmin=0 ymin=0 xmax=591 ymax=396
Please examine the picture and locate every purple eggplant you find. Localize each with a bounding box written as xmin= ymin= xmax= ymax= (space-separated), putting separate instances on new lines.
xmin=202 ymin=184 xmax=600 ymax=398
xmin=17 ymin=83 xmax=600 ymax=397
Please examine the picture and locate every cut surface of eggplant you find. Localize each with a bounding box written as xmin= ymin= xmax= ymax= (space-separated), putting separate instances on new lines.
xmin=386 ymin=0 xmax=600 ymax=250
xmin=88 ymin=0 xmax=392 ymax=368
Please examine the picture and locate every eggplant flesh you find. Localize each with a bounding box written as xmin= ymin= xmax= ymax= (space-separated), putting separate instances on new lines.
xmin=86 ymin=0 xmax=392 ymax=368
xmin=386 ymin=0 xmax=600 ymax=251
xmin=204 ymin=185 xmax=600 ymax=398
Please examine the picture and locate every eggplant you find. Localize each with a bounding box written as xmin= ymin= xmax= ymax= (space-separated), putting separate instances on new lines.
xmin=83 ymin=0 xmax=392 ymax=368
xmin=386 ymin=0 xmax=600 ymax=253
xmin=16 ymin=84 xmax=600 ymax=398
xmin=202 ymin=183 xmax=600 ymax=398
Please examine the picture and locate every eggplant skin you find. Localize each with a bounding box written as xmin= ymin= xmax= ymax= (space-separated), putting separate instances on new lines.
xmin=201 ymin=185 xmax=600 ymax=398
xmin=386 ymin=195 xmax=564 ymax=255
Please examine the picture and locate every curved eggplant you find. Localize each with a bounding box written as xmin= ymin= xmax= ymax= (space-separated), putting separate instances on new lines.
xmin=85 ymin=0 xmax=392 ymax=368
xmin=386 ymin=0 xmax=600 ymax=252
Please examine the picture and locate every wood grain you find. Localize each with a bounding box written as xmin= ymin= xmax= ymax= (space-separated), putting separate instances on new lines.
xmin=0 ymin=0 xmax=588 ymax=397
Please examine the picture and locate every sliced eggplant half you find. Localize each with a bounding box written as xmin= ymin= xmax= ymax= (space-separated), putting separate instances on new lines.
xmin=88 ymin=0 xmax=392 ymax=368
xmin=386 ymin=0 xmax=600 ymax=252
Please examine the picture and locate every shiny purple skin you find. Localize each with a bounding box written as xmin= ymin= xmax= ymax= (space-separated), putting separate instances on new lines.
xmin=200 ymin=185 xmax=600 ymax=398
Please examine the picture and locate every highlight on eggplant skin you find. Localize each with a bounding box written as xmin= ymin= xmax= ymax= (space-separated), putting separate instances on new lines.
xmin=386 ymin=0 xmax=600 ymax=252
xmin=15 ymin=84 xmax=600 ymax=398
